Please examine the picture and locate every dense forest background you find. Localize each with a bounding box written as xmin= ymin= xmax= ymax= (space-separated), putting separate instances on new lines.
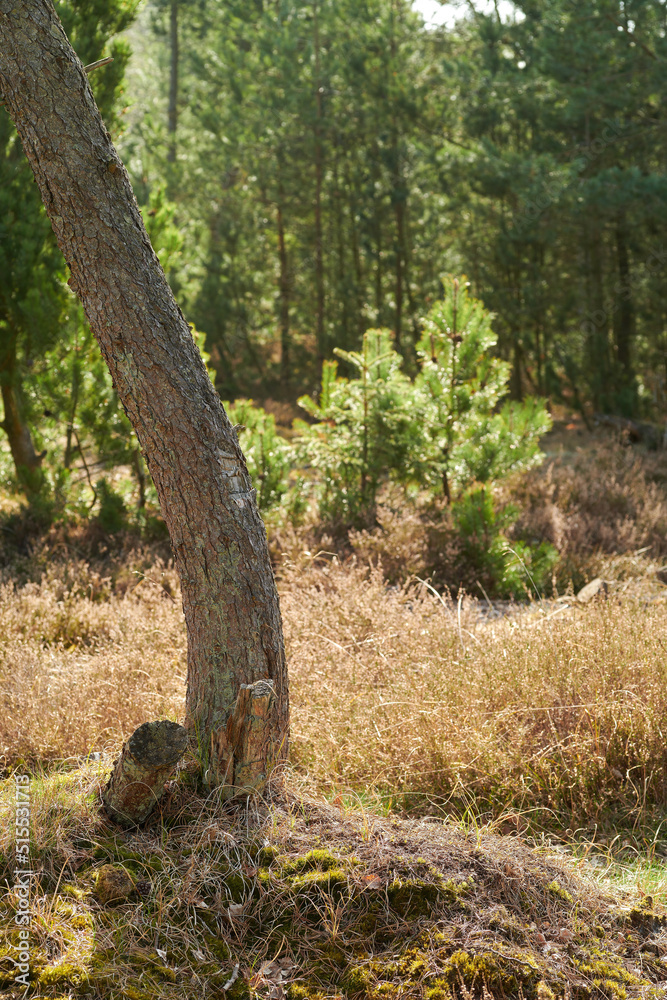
xmin=3 ymin=0 xmax=667 ymax=512
xmin=124 ymin=0 xmax=667 ymax=412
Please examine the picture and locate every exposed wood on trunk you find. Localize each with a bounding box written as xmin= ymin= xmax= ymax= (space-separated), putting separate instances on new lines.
xmin=103 ymin=720 xmax=188 ymax=825
xmin=209 ymin=679 xmax=276 ymax=799
xmin=0 ymin=0 xmax=289 ymax=769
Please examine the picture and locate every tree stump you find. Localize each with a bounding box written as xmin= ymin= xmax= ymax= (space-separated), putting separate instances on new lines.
xmin=210 ymin=679 xmax=276 ymax=798
xmin=103 ymin=720 xmax=188 ymax=826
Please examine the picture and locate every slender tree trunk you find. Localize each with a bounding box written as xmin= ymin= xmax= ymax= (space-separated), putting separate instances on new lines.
xmin=167 ymin=0 xmax=178 ymax=166
xmin=511 ymin=335 xmax=523 ymax=399
xmin=373 ymin=183 xmax=383 ymax=326
xmin=344 ymin=159 xmax=365 ymax=338
xmin=394 ymin=198 xmax=404 ymax=353
xmin=583 ymin=213 xmax=609 ymax=410
xmin=64 ymin=323 xmax=81 ymax=469
xmin=614 ymin=216 xmax=634 ymax=386
xmin=313 ymin=0 xmax=325 ymax=362
xmin=333 ymin=156 xmax=349 ymax=347
xmin=401 ymin=200 xmax=419 ymax=353
xmin=0 ymin=0 xmax=289 ymax=773
xmin=277 ymin=196 xmax=290 ymax=385
xmin=0 ymin=336 xmax=44 ymax=495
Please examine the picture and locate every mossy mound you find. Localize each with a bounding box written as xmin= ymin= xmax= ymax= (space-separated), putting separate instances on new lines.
xmin=1 ymin=770 xmax=666 ymax=1000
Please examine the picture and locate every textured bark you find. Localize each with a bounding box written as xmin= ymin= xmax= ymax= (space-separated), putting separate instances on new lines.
xmin=1 ymin=379 xmax=45 ymax=493
xmin=103 ymin=720 xmax=188 ymax=825
xmin=0 ymin=0 xmax=289 ymax=770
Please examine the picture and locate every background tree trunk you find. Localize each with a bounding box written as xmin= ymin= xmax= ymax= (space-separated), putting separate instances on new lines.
xmin=167 ymin=0 xmax=178 ymax=166
xmin=0 ymin=0 xmax=289 ymax=778
xmin=0 ymin=335 xmax=44 ymax=495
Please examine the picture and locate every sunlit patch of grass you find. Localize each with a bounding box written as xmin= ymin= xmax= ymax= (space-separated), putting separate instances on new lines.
xmin=3 ymin=549 xmax=667 ymax=840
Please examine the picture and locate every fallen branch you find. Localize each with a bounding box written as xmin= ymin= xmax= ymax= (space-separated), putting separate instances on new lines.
xmin=84 ymin=56 xmax=113 ymax=73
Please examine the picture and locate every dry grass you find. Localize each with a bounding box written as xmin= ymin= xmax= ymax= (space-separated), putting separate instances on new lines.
xmin=2 ymin=545 xmax=667 ymax=838
xmin=0 ymin=557 xmax=184 ymax=767
xmin=282 ymin=558 xmax=667 ymax=835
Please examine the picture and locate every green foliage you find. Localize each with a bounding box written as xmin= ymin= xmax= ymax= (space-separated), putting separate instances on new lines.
xmin=296 ymin=330 xmax=418 ymax=525
xmin=224 ymin=399 xmax=292 ymax=512
xmin=413 ymin=278 xmax=551 ymax=500
xmin=452 ymin=488 xmax=557 ymax=599
xmin=0 ymin=0 xmax=138 ymax=496
xmin=95 ymin=480 xmax=127 ymax=535
xmin=295 ymin=284 xmax=551 ymax=537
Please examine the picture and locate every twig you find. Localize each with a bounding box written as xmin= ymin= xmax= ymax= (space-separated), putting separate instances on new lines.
xmin=84 ymin=56 xmax=114 ymax=74
xmin=72 ymin=427 xmax=97 ymax=511
xmin=414 ymin=576 xmax=453 ymax=616
xmin=222 ymin=964 xmax=240 ymax=991
xmin=523 ymin=604 xmax=571 ymax=628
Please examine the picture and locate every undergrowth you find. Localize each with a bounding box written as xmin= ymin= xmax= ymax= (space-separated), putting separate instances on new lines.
xmin=1 ymin=766 xmax=666 ymax=1000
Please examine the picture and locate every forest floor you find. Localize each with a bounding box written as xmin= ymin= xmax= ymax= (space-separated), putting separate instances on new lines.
xmin=1 ymin=421 xmax=667 ymax=998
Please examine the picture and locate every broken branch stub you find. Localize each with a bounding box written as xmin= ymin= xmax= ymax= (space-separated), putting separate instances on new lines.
xmin=103 ymin=720 xmax=188 ymax=826
xmin=210 ymin=679 xmax=276 ymax=799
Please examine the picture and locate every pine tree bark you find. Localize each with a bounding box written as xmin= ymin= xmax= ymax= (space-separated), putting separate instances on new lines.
xmin=103 ymin=720 xmax=188 ymax=826
xmin=0 ymin=0 xmax=289 ymax=779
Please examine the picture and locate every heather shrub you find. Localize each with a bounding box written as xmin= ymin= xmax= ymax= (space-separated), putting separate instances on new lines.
xmin=510 ymin=441 xmax=667 ymax=589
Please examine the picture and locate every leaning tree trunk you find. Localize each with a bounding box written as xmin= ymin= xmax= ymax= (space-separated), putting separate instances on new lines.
xmin=0 ymin=0 xmax=289 ymax=785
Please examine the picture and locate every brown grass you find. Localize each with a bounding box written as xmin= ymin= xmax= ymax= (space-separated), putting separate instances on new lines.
xmin=0 ymin=556 xmax=184 ymax=766
xmin=2 ymin=544 xmax=667 ymax=837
